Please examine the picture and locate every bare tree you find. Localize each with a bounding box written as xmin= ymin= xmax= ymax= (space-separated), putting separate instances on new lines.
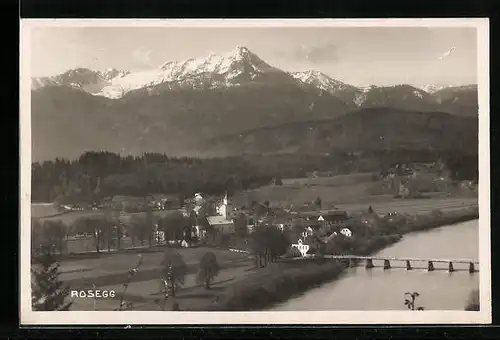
xmin=404 ymin=292 xmax=425 ymax=311
xmin=161 ymin=250 xmax=188 ymax=297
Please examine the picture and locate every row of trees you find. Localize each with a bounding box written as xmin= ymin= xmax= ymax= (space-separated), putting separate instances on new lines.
xmin=32 ymin=151 xmax=274 ymax=203
xmin=31 ymin=209 xmax=202 ymax=255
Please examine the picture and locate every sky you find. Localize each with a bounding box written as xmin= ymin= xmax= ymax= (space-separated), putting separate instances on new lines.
xmin=30 ymin=26 xmax=478 ymax=86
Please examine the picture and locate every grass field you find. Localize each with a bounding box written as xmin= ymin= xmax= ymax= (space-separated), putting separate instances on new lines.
xmin=31 ymin=203 xmax=61 ymax=218
xmin=34 ymin=208 xmax=179 ymax=225
xmin=63 ymin=246 xmax=253 ymax=311
xmin=231 ymin=172 xmax=477 ymax=210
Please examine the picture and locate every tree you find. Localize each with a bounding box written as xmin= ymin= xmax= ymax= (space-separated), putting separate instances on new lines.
xmin=129 ymin=214 xmax=149 ymax=246
xmin=234 ymin=213 xmax=248 ymax=238
xmin=112 ymin=209 xmax=123 ymax=249
xmin=161 ymin=250 xmax=188 ymax=297
xmin=266 ymin=226 xmax=290 ymax=262
xmin=158 ymin=212 xmax=189 ymax=243
xmin=284 ymin=246 xmax=302 ymax=258
xmin=31 ymin=246 xmax=72 ymax=311
xmin=144 ymin=207 xmax=155 ymax=247
xmin=73 ymin=217 xmax=106 ymax=253
xmin=196 ymin=252 xmax=220 ymax=289
xmin=41 ymin=220 xmax=68 ymax=255
xmin=315 ymin=196 xmax=322 ymax=209
xmin=31 ymin=219 xmax=43 ymax=254
xmin=103 ymin=210 xmax=114 ymax=252
xmin=250 ymin=226 xmax=268 ymax=267
xmin=118 ymin=254 xmax=143 ymax=311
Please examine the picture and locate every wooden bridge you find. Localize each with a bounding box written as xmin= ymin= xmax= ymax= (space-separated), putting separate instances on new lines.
xmin=294 ymin=255 xmax=479 ymax=273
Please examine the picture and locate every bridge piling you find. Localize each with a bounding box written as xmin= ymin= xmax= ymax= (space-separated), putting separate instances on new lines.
xmin=383 ymin=259 xmax=391 ymax=270
xmin=448 ymin=261 xmax=454 ymax=273
xmin=365 ymin=258 xmax=374 ymax=269
xmin=469 ymin=262 xmax=476 ymax=273
xmin=406 ymin=260 xmax=412 ymax=270
xmin=428 ymin=261 xmax=435 ymax=272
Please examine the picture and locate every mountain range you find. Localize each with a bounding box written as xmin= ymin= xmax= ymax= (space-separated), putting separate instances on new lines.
xmin=31 ymin=46 xmax=479 ymax=161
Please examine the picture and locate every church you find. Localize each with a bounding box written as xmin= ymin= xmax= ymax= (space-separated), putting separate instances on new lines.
xmin=206 ymin=193 xmax=237 ymax=234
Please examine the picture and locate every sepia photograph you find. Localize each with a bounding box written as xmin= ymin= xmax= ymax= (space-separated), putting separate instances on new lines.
xmin=20 ymin=18 xmax=490 ymax=325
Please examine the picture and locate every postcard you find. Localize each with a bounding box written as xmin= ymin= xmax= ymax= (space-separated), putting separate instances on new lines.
xmin=20 ymin=18 xmax=490 ymax=325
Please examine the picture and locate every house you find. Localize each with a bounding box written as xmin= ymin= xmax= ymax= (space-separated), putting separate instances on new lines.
xmin=291 ymin=239 xmax=310 ymax=257
xmin=300 ymin=210 xmax=349 ymax=225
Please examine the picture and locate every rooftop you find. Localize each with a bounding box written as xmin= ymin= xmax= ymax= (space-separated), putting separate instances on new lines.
xmin=207 ymin=215 xmax=234 ymax=225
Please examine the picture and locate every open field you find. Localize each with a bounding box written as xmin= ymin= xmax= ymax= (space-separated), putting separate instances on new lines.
xmin=59 ymin=246 xmax=251 ymax=284
xmin=34 ymin=208 xmax=180 ymax=225
xmin=31 ymin=203 xmax=62 ymax=218
xmin=63 ymin=246 xmax=254 ymax=311
xmin=337 ymin=197 xmax=478 ymax=215
xmin=232 ymin=173 xmax=476 ymax=209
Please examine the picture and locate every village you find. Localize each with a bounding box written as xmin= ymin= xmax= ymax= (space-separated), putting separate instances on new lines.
xmin=30 ymin=159 xmax=479 ymax=311
xmin=35 ymin=159 xmax=477 ymax=259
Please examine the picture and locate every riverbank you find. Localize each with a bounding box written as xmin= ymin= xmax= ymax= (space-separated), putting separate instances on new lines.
xmin=201 ymin=207 xmax=479 ymax=311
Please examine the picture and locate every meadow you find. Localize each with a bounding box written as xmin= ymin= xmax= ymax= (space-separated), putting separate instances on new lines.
xmin=62 ymin=246 xmax=253 ymax=311
xmin=231 ymin=172 xmax=477 ymax=214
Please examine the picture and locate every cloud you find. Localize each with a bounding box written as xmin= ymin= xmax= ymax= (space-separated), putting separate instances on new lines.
xmin=292 ymin=42 xmax=339 ymax=64
xmin=131 ymin=47 xmax=153 ymax=66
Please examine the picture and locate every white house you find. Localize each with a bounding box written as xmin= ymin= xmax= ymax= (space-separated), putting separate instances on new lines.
xmin=154 ymin=231 xmax=166 ymax=244
xmin=340 ymin=227 xmax=352 ymax=238
xmin=291 ymin=239 xmax=310 ymax=257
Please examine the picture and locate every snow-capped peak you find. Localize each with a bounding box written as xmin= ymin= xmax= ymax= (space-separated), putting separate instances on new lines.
xmin=416 ymin=84 xmax=455 ymax=94
xmin=99 ymin=68 xmax=130 ymax=81
xmin=291 ymin=70 xmax=359 ymax=93
xmin=98 ymin=46 xmax=278 ymax=99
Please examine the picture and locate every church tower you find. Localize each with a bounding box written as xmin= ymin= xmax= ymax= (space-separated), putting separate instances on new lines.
xmin=218 ymin=192 xmax=233 ymax=220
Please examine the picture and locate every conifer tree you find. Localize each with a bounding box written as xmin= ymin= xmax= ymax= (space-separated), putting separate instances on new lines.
xmin=31 ymin=246 xmax=72 ymax=311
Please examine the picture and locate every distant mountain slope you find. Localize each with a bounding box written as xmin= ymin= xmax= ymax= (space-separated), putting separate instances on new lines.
xmin=204 ymin=107 xmax=478 ymax=156
xmin=32 ymin=68 xmax=130 ymax=94
xmin=431 ymin=85 xmax=479 ymax=117
xmin=30 ymin=46 xmax=479 ymax=161
xmin=31 ymin=80 xmax=350 ymax=161
xmin=290 ymin=70 xmax=362 ymax=107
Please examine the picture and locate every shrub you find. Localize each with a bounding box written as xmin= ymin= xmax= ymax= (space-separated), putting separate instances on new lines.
xmin=284 ymin=246 xmax=302 ymax=258
xmin=431 ymin=209 xmax=443 ymax=218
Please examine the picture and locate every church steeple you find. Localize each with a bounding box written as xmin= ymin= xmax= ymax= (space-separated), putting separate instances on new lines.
xmin=218 ymin=192 xmax=232 ymax=220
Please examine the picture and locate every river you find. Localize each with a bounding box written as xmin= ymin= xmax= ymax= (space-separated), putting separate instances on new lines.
xmin=269 ymin=220 xmax=479 ymax=311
